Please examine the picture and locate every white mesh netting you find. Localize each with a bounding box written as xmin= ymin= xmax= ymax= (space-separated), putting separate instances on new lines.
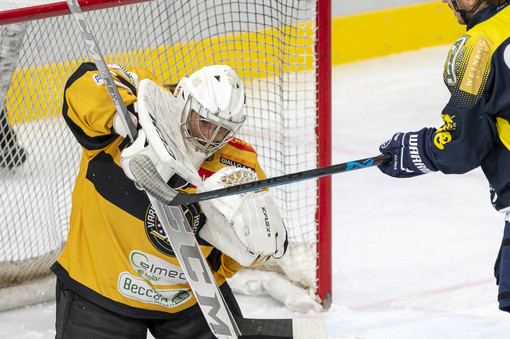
xmin=0 ymin=0 xmax=323 ymax=310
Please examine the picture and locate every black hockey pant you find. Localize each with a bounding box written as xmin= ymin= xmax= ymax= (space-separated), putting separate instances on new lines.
xmin=55 ymin=279 xmax=243 ymax=339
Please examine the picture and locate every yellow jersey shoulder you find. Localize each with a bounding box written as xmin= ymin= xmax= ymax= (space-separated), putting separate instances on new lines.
xmin=200 ymin=138 xmax=265 ymax=178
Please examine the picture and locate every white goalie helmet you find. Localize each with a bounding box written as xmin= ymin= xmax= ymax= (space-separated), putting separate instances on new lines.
xmin=174 ymin=65 xmax=246 ymax=155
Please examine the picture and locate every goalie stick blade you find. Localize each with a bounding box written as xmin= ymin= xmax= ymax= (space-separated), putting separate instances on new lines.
xmin=236 ymin=317 xmax=292 ymax=338
xmin=292 ymin=318 xmax=328 ymax=339
xmin=235 ymin=316 xmax=327 ymax=339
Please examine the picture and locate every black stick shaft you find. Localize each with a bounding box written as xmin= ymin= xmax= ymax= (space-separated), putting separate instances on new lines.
xmin=170 ymin=153 xmax=391 ymax=205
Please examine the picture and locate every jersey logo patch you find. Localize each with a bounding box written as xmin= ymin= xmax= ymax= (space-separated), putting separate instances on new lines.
xmin=144 ymin=202 xmax=204 ymax=256
xmin=460 ymin=34 xmax=493 ymax=95
xmin=220 ymin=156 xmax=253 ymax=170
xmin=434 ymin=113 xmax=456 ymax=150
xmin=117 ymin=271 xmax=190 ymax=308
xmin=446 ymin=35 xmax=468 ymax=86
xmin=108 ymin=63 xmax=137 ymax=86
xmin=93 ymin=73 xmax=104 ymax=86
xmin=129 ymin=250 xmax=187 ymax=285
xmin=204 ymin=153 xmax=216 ymax=162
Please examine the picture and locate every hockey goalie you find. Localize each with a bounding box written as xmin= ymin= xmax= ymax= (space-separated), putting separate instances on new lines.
xmin=51 ymin=63 xmax=288 ymax=338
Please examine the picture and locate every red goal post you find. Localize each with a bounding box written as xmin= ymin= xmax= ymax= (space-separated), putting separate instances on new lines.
xmin=0 ymin=0 xmax=331 ymax=310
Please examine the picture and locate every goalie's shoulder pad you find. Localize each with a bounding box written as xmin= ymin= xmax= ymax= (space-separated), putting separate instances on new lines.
xmin=227 ymin=138 xmax=257 ymax=154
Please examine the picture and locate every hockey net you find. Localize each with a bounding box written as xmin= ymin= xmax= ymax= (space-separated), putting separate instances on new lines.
xmin=0 ymin=0 xmax=331 ymax=311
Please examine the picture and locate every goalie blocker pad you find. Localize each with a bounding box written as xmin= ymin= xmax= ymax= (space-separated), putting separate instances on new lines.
xmin=120 ymin=79 xmax=202 ymax=188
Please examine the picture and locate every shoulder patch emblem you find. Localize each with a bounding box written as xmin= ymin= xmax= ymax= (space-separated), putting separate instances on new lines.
xmin=145 ymin=203 xmax=204 ymax=256
xmin=93 ymin=73 xmax=103 ymax=86
xmin=446 ymin=35 xmax=469 ymax=86
xmin=434 ymin=113 xmax=456 ymax=150
xmin=460 ymin=34 xmax=493 ymax=95
xmin=108 ymin=63 xmax=137 ymax=86
xmin=204 ymin=153 xmax=216 ymax=162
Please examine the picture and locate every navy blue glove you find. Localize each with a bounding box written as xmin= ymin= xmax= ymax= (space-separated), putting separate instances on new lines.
xmin=378 ymin=128 xmax=437 ymax=178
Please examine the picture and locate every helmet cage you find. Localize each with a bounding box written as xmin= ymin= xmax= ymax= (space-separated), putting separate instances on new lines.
xmin=181 ymin=94 xmax=245 ymax=154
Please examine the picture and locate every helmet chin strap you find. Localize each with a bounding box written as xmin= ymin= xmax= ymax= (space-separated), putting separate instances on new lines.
xmin=452 ymin=0 xmax=486 ymax=24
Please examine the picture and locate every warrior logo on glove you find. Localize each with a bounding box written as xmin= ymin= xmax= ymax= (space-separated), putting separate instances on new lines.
xmin=378 ymin=128 xmax=438 ymax=178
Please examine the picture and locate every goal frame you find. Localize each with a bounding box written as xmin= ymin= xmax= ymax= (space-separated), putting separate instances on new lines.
xmin=0 ymin=0 xmax=332 ymax=308
xmin=315 ymin=0 xmax=332 ymax=306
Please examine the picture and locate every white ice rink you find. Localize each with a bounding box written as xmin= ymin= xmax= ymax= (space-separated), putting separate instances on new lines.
xmin=2 ymin=44 xmax=510 ymax=338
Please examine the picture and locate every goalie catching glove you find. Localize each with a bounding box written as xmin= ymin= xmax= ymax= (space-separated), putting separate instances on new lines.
xmin=119 ymin=79 xmax=201 ymax=190
xmin=198 ymin=166 xmax=288 ymax=267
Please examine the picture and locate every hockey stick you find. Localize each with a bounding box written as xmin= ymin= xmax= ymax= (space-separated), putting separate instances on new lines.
xmin=66 ymin=1 xmax=327 ymax=338
xmin=66 ymin=0 xmax=138 ymax=142
xmin=130 ymin=153 xmax=392 ymax=206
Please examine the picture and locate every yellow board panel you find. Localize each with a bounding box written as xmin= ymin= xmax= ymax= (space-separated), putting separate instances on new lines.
xmin=6 ymin=24 xmax=315 ymax=123
xmin=332 ymin=2 xmax=465 ymax=64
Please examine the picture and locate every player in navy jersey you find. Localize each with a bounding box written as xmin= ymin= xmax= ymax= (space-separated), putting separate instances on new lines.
xmin=378 ymin=0 xmax=510 ymax=312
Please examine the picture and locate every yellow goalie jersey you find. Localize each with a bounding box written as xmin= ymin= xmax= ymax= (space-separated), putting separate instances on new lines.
xmin=51 ymin=62 xmax=267 ymax=318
